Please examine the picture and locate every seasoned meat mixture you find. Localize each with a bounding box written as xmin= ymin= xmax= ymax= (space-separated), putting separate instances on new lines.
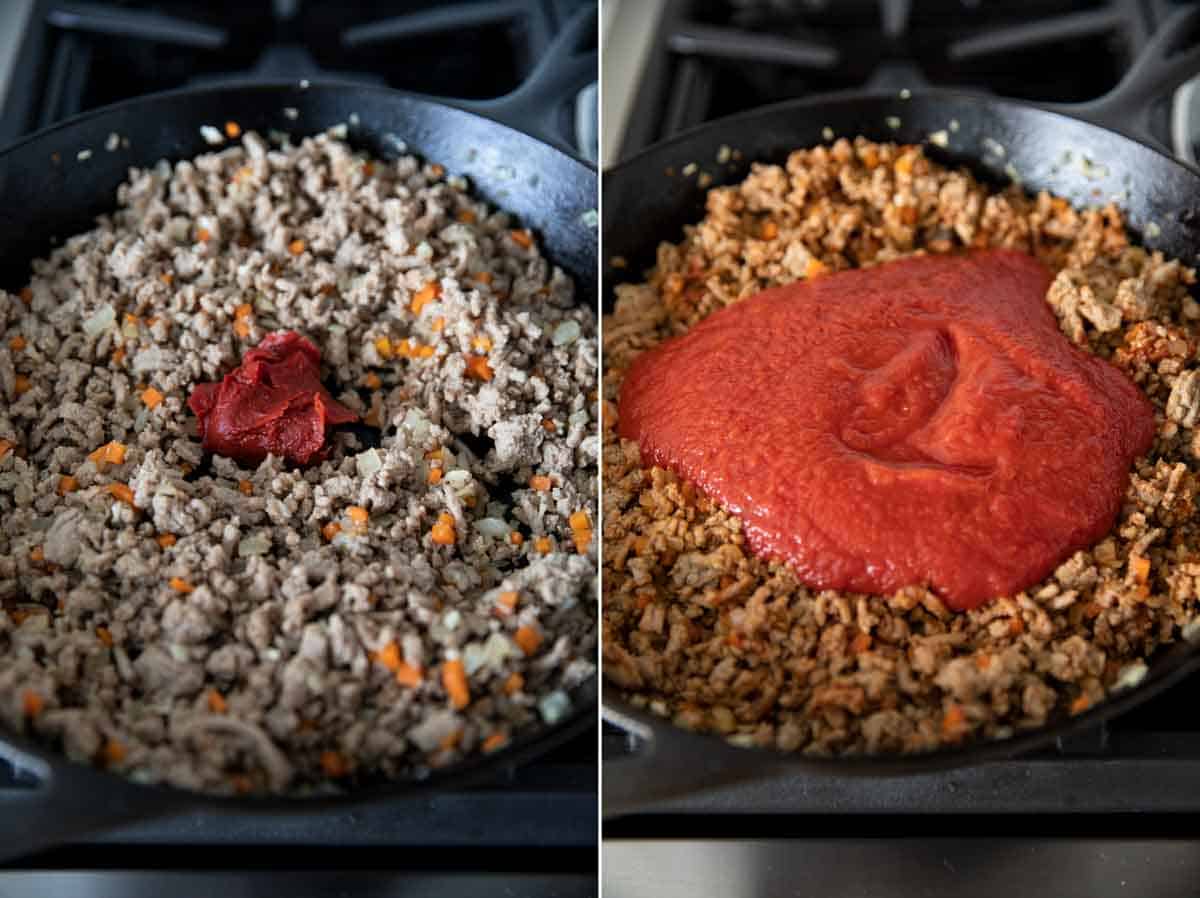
xmin=603 ymin=137 xmax=1199 ymax=755
xmin=0 ymin=128 xmax=597 ymax=793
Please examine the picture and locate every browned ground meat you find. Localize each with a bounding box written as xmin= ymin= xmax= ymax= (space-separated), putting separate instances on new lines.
xmin=602 ymin=136 xmax=1200 ymax=755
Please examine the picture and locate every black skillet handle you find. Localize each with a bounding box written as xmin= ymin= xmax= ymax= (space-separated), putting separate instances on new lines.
xmin=1048 ymin=5 xmax=1200 ymax=157
xmin=454 ymin=5 xmax=598 ymax=160
xmin=602 ymin=700 xmax=786 ymax=817
xmin=0 ymin=739 xmax=181 ymax=862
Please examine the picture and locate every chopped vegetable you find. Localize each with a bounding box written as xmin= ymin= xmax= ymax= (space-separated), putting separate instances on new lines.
xmin=288 ymin=238 xmax=306 ymax=256
xmin=759 ymin=221 xmax=778 ymax=240
xmin=22 ymin=690 xmax=45 ymax=717
xmin=224 ymin=120 xmax=241 ymax=139
xmin=168 ymin=577 xmax=194 ymax=594
xmin=482 ymin=731 xmax=508 ymax=753
xmin=431 ymin=512 xmax=456 ymax=546
xmin=141 ymin=386 xmax=164 ymax=409
xmin=8 ymin=335 xmax=25 ymax=352
xmin=427 ymin=468 xmax=443 ymax=485
xmin=514 ymin=626 xmax=543 ymax=656
xmin=456 ymin=209 xmax=477 ymax=224
xmin=29 ymin=546 xmax=44 ymax=563
xmin=103 ymin=739 xmax=126 ymax=765
xmin=112 ymin=347 xmax=126 ymax=365
xmin=96 ymin=626 xmax=114 ymax=647
xmin=0 ymin=440 xmax=13 ymax=460
xmin=805 ymin=257 xmax=827 ymax=279
xmin=1070 ymin=694 xmax=1091 ymax=715
xmin=529 ymin=475 xmax=552 ymax=491
xmin=471 ymin=335 xmax=493 ymax=353
xmin=372 ymin=641 xmax=402 ymax=672
xmin=569 ymin=510 xmax=590 ymax=530
xmin=57 ymin=475 xmax=78 ymax=495
xmin=534 ymin=536 xmax=552 ymax=554
xmin=107 ymin=483 xmax=136 ymax=506
xmin=14 ymin=374 xmax=31 ymax=395
xmin=362 ymin=372 xmax=382 ymax=390
xmin=431 ymin=316 xmax=446 ymax=332
xmin=395 ymin=662 xmax=422 ymax=688
xmin=88 ymin=440 xmax=127 ymax=467
xmin=503 ymin=672 xmax=524 ymax=695
xmin=18 ymin=287 xmax=32 ymax=304
xmin=322 ymin=521 xmax=342 ymax=542
xmin=196 ymin=227 xmax=211 ymax=243
xmin=239 ymin=479 xmax=253 ymax=496
xmin=374 ymin=336 xmax=394 ymax=360
xmin=496 ymin=591 xmax=519 ymax=614
xmin=474 ymin=271 xmax=494 ymax=285
xmin=320 ymin=749 xmax=350 ymax=778
xmin=442 ymin=658 xmax=470 ymax=709
xmin=509 ymin=531 xmax=524 ymax=546
xmin=346 ymin=506 xmax=369 ymax=528
xmin=941 ymin=704 xmax=967 ymax=739
xmin=510 ymin=229 xmax=533 ymax=249
xmin=410 ymin=281 xmax=441 ymax=315
xmin=157 ymin=533 xmax=177 ymax=549
xmin=207 ymin=689 xmax=227 ymax=713
xmin=160 ymin=272 xmax=174 ymax=285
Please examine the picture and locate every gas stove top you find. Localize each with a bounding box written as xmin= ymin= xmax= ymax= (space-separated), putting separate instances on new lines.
xmin=0 ymin=3 xmax=598 ymax=896
xmin=603 ymin=3 xmax=1200 ymax=897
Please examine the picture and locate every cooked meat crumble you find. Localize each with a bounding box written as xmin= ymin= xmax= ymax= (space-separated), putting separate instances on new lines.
xmin=602 ymin=137 xmax=1199 ymax=755
xmin=0 ymin=128 xmax=597 ymax=794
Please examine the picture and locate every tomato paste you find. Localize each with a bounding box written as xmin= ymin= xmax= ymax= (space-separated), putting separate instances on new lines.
xmin=618 ymin=250 xmax=1156 ymax=611
xmin=188 ymin=331 xmax=357 ymax=467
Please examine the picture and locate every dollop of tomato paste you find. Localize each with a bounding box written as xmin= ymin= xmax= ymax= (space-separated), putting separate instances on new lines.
xmin=619 ymin=250 xmax=1156 ymax=611
xmin=188 ymin=331 xmax=357 ymax=467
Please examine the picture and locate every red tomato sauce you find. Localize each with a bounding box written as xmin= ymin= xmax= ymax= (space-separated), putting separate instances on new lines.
xmin=188 ymin=331 xmax=358 ymax=467
xmin=618 ymin=250 xmax=1156 ymax=611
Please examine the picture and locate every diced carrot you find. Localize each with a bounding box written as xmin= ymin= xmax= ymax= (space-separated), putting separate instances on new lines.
xmin=428 ymin=467 xmax=443 ymax=485
xmin=96 ymin=626 xmax=114 ymax=647
xmin=975 ymin=653 xmax=992 ymax=670
xmin=21 ymin=690 xmax=43 ymax=717
xmin=29 ymin=546 xmax=44 ymax=563
xmin=395 ymin=662 xmax=423 ymax=689
xmin=196 ymin=227 xmax=211 ymax=243
xmin=0 ymin=439 xmax=13 ymax=459
xmin=1130 ymin=555 xmax=1151 ymax=584
xmin=13 ymin=374 xmax=31 ymax=395
xmin=169 ymin=577 xmax=194 ymax=594
xmin=482 ymin=731 xmax=509 ymax=753
xmin=103 ymin=739 xmax=126 ymax=765
xmin=1070 ymin=694 xmax=1091 ymax=715
xmin=541 ymin=418 xmax=557 ymax=433
xmin=510 ymin=229 xmax=533 ymax=249
xmin=464 ymin=356 xmax=494 ymax=382
xmin=414 ymin=344 xmax=436 ymax=359
xmin=364 ymin=406 xmax=381 ymax=427
xmin=509 ymin=531 xmax=524 ymax=546
xmin=496 ymin=591 xmax=519 ymax=613
xmin=374 ymin=336 xmax=393 ymax=359
xmin=361 ymin=162 xmax=375 ymax=178
xmin=514 ymin=626 xmax=543 ymax=656
xmin=439 ymin=729 xmax=463 ymax=751
xmin=442 ymin=658 xmax=470 ymax=709
xmin=410 ymin=281 xmax=441 ymax=315
xmin=426 ymin=448 xmax=444 ymax=461
xmin=569 ymin=510 xmax=590 ymax=530
xmin=18 ymin=287 xmax=32 ymax=305
xmin=851 ymin=632 xmax=872 ymax=654
xmin=1009 ymin=617 xmax=1025 ymax=636
xmin=534 ymin=536 xmax=552 ymax=554
xmin=471 ymin=335 xmax=493 ymax=353
xmin=894 ymin=153 xmax=915 ymax=176
xmin=230 ymin=774 xmax=254 ymax=794
xmin=112 ymin=347 xmax=126 ymax=365
xmin=474 ymin=271 xmax=494 ymax=285
xmin=141 ymin=386 xmax=164 ymax=409
xmin=428 ymin=163 xmax=445 ymax=179
xmin=322 ymin=521 xmax=342 ymax=542
xmin=805 ymin=258 xmax=827 ymax=279
xmin=431 ymin=316 xmax=446 ymax=332
xmin=238 ymin=479 xmax=253 ymax=496
xmin=457 ymin=209 xmax=477 ymax=224
xmin=529 ymin=475 xmax=552 ymax=492
xmin=395 ymin=338 xmax=412 ymax=358
xmin=503 ymin=672 xmax=524 ymax=695
xmin=759 ymin=221 xmax=778 ymax=240
xmin=372 ymin=642 xmax=402 ymax=672
xmin=160 ymin=272 xmax=174 ymax=285
xmin=234 ymin=303 xmax=253 ymax=320
xmin=347 ymin=506 xmax=369 ymax=527
xmin=572 ymin=529 xmax=592 ymax=554
xmin=57 ymin=475 xmax=78 ymax=495
xmin=157 ymin=533 xmax=177 ymax=549
xmin=431 ymin=512 xmax=456 ymax=545
xmin=207 ymin=689 xmax=227 ymax=713
xmin=224 ymin=120 xmax=241 ymax=139
xmin=320 ymin=749 xmax=349 ymax=778
xmin=941 ymin=704 xmax=967 ymax=739
xmin=288 ymin=239 xmax=306 ymax=256
xmin=8 ymin=335 xmax=25 ymax=352
xmin=107 ymin=483 xmax=136 ymax=506
xmin=88 ymin=441 xmax=127 ymax=467
xmin=362 ymin=372 xmax=382 ymax=390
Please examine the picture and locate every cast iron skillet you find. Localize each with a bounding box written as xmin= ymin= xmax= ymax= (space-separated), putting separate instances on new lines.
xmin=602 ymin=6 xmax=1200 ymax=816
xmin=0 ymin=7 xmax=597 ymax=861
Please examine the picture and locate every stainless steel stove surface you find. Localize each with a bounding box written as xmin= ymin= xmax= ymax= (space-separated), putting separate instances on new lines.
xmin=603 ymin=3 xmax=1200 ymax=897
xmin=0 ymin=3 xmax=598 ymax=896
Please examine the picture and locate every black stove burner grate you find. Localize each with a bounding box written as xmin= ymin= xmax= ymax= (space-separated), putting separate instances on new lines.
xmin=619 ymin=0 xmax=1183 ymax=159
